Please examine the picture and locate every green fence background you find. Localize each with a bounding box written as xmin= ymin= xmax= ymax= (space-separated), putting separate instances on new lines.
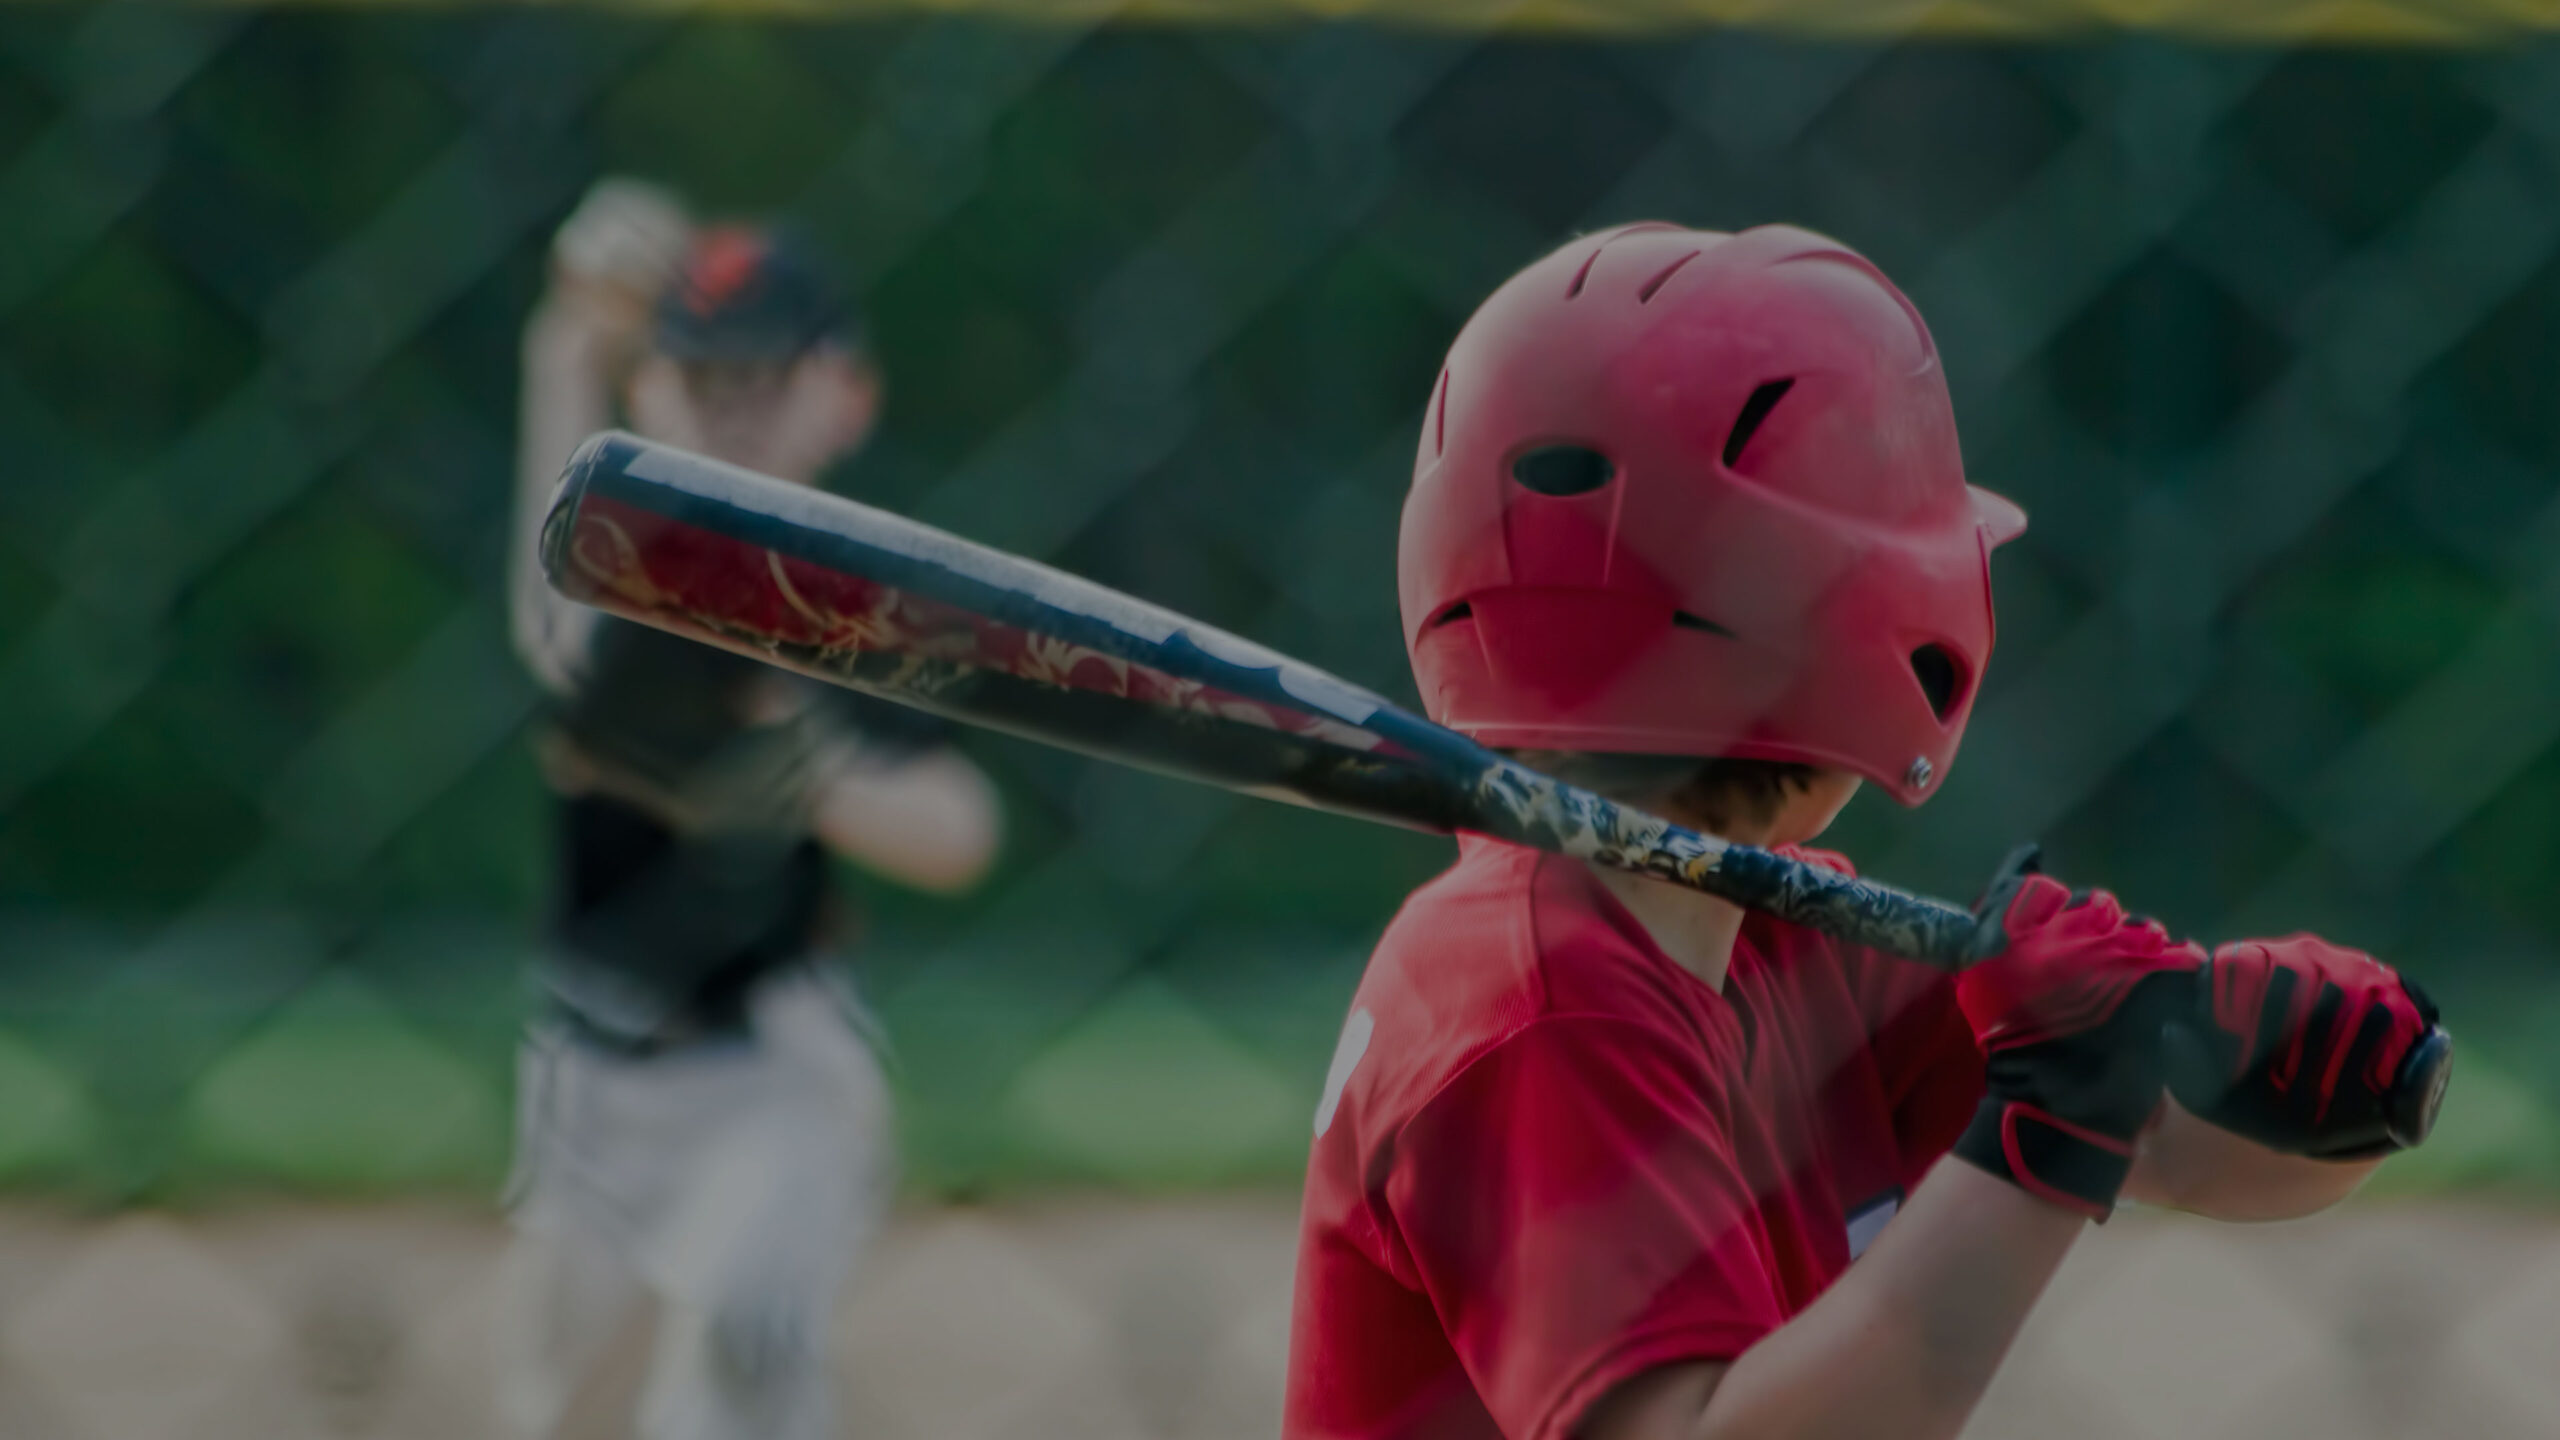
xmin=3 ymin=6 xmax=2558 ymax=1201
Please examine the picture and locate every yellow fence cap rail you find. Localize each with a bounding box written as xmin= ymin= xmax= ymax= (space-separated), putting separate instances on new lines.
xmin=219 ymin=0 xmax=2560 ymax=42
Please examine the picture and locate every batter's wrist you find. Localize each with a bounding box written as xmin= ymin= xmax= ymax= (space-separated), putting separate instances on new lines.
xmin=1954 ymin=1096 xmax=2135 ymax=1222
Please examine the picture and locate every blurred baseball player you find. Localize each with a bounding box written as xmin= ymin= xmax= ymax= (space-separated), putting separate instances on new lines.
xmin=499 ymin=180 xmax=1001 ymax=1440
xmin=1286 ymin=224 xmax=2446 ymax=1439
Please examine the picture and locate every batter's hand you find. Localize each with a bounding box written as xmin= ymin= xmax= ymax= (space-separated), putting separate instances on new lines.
xmin=1952 ymin=847 xmax=2205 ymax=1219
xmin=2164 ymin=936 xmax=2441 ymax=1160
xmin=546 ymin=177 xmax=692 ymax=347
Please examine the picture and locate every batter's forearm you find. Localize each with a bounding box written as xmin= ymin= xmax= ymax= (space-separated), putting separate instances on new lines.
xmin=1586 ymin=1160 xmax=2081 ymax=1440
xmin=510 ymin=307 xmax=624 ymax=691
xmin=808 ymin=746 xmax=1002 ymax=894
xmin=2126 ymin=1098 xmax=2378 ymax=1221
xmin=1699 ymin=1160 xmax=2077 ymax=1440
xmin=519 ymin=307 xmax=622 ymax=494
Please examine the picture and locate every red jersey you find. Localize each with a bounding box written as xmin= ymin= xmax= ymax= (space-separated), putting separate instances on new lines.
xmin=1285 ymin=836 xmax=1985 ymax=1440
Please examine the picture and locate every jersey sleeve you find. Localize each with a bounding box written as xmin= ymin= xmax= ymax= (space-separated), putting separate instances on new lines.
xmin=1383 ymin=1016 xmax=1785 ymax=1440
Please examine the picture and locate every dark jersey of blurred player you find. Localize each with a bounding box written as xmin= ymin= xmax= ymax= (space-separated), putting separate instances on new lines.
xmin=541 ymin=624 xmax=947 ymax=1046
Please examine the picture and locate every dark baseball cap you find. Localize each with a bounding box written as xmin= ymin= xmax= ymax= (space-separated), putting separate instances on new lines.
xmin=652 ymin=225 xmax=859 ymax=364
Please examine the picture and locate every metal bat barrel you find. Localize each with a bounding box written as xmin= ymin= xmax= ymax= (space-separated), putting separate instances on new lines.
xmin=540 ymin=431 xmax=1472 ymax=836
xmin=538 ymin=432 xmax=1984 ymax=965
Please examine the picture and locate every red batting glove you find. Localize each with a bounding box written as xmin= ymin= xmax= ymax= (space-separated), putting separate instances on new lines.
xmin=2163 ymin=936 xmax=2441 ymax=1160
xmin=1952 ymin=848 xmax=2206 ymax=1219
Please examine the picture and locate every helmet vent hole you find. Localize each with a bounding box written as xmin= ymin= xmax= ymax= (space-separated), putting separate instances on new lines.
xmin=1723 ymin=378 xmax=1795 ymax=470
xmin=1671 ymin=610 xmax=1735 ymax=638
xmin=1510 ymin=445 xmax=1615 ymax=497
xmin=1637 ymin=251 xmax=1700 ymax=304
xmin=1911 ymin=644 xmax=1963 ymax=720
xmin=1567 ymin=248 xmax=1603 ymax=298
xmin=1429 ymin=602 xmax=1473 ymax=630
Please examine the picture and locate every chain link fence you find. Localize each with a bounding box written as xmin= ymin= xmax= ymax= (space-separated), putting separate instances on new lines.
xmin=2 ymin=2 xmax=2558 ymax=1207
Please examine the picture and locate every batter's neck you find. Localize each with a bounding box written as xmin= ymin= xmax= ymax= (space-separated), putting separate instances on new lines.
xmin=1587 ymin=861 xmax=1747 ymax=993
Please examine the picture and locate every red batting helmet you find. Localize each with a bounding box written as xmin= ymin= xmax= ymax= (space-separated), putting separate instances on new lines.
xmin=1400 ymin=223 xmax=2026 ymax=806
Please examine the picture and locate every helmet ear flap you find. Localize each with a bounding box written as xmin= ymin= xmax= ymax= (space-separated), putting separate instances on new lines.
xmin=1469 ymin=590 xmax=1669 ymax=711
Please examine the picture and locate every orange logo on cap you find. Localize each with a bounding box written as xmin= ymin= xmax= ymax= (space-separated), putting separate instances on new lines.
xmin=680 ymin=227 xmax=767 ymax=314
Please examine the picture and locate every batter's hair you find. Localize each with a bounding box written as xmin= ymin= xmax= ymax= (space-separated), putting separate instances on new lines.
xmin=1508 ymin=752 xmax=1820 ymax=837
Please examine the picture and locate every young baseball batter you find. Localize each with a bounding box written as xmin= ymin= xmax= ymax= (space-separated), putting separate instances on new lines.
xmin=1286 ymin=223 xmax=2442 ymax=1440
xmin=499 ymin=181 xmax=1001 ymax=1440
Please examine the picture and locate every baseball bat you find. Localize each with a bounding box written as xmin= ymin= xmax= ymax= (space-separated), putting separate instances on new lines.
xmin=539 ymin=432 xmax=2451 ymax=1146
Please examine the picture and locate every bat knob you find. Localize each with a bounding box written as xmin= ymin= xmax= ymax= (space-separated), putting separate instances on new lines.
xmin=2386 ymin=1025 xmax=2455 ymax=1151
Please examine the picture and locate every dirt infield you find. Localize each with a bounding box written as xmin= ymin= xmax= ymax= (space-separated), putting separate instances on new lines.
xmin=0 ymin=1196 xmax=2550 ymax=1439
